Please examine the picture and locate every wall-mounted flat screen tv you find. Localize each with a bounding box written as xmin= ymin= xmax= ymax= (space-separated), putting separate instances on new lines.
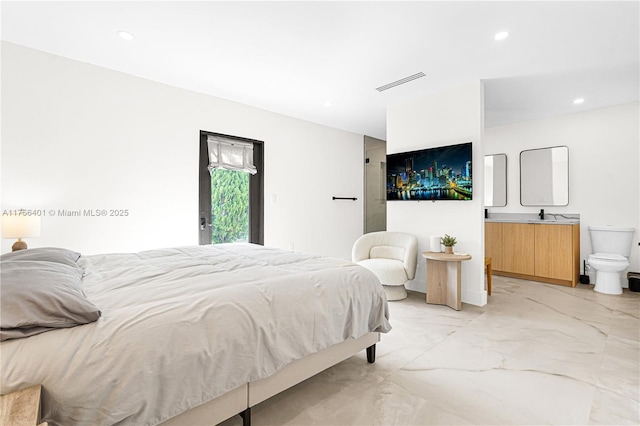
xmin=387 ymin=142 xmax=472 ymax=201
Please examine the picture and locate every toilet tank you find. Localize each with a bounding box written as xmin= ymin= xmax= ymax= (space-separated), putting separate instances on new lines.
xmin=589 ymin=226 xmax=635 ymax=257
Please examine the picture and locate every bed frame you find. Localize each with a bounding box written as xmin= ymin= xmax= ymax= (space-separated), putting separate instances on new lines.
xmin=161 ymin=332 xmax=379 ymax=426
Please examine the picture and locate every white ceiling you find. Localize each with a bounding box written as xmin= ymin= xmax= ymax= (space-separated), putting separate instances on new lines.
xmin=2 ymin=1 xmax=638 ymax=140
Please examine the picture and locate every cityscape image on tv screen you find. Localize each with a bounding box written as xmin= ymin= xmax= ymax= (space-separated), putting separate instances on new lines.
xmin=387 ymin=142 xmax=472 ymax=201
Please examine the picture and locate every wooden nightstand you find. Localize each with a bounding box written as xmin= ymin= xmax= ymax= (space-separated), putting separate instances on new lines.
xmin=0 ymin=384 xmax=47 ymax=426
xmin=422 ymin=251 xmax=472 ymax=310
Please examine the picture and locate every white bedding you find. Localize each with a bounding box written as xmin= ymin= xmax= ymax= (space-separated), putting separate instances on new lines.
xmin=0 ymin=243 xmax=391 ymax=425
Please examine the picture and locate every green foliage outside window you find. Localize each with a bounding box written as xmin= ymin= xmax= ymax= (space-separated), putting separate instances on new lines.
xmin=210 ymin=169 xmax=249 ymax=244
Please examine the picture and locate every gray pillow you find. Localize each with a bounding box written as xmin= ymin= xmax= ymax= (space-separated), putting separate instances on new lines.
xmin=0 ymin=247 xmax=81 ymax=268
xmin=0 ymin=259 xmax=101 ymax=341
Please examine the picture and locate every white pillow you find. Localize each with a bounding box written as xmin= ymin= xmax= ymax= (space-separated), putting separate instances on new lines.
xmin=0 ymin=259 xmax=101 ymax=341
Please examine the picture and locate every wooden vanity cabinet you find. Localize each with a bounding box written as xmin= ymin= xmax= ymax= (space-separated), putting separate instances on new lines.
xmin=485 ymin=222 xmax=580 ymax=287
xmin=534 ymin=224 xmax=576 ymax=282
xmin=502 ymin=223 xmax=535 ymax=275
xmin=484 ymin=222 xmax=504 ymax=271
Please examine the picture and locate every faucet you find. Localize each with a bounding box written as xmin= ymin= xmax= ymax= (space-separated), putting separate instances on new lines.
xmin=539 ymin=209 xmax=545 ymax=220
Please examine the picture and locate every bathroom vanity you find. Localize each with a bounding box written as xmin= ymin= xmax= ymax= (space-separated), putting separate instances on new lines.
xmin=485 ymin=219 xmax=580 ymax=287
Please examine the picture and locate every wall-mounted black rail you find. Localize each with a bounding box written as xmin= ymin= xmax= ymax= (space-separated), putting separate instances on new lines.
xmin=332 ymin=197 xmax=357 ymax=201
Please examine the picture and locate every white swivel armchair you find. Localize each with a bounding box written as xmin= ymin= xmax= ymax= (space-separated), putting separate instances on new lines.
xmin=352 ymin=231 xmax=419 ymax=301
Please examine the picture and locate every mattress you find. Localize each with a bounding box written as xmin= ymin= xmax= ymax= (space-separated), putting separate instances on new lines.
xmin=0 ymin=243 xmax=391 ymax=425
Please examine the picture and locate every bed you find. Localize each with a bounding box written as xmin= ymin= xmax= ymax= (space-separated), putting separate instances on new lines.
xmin=0 ymin=243 xmax=391 ymax=425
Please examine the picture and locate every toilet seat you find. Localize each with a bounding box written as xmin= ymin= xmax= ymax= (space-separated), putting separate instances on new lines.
xmin=589 ymin=253 xmax=626 ymax=262
xmin=589 ymin=253 xmax=629 ymax=295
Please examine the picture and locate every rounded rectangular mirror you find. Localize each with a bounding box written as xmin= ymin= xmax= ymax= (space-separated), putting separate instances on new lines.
xmin=484 ymin=154 xmax=507 ymax=207
xmin=520 ymin=146 xmax=569 ymax=206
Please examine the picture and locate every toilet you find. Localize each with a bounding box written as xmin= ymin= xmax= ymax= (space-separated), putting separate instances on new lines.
xmin=588 ymin=226 xmax=635 ymax=295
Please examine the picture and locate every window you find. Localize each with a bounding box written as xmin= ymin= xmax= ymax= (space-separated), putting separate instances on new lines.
xmin=199 ymin=131 xmax=263 ymax=245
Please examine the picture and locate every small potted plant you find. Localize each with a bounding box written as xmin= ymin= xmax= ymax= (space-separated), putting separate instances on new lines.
xmin=441 ymin=234 xmax=457 ymax=254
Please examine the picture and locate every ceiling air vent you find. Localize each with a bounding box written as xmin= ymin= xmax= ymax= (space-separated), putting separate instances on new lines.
xmin=375 ymin=72 xmax=426 ymax=92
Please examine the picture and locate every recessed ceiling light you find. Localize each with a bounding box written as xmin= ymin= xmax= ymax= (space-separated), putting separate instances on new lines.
xmin=324 ymin=101 xmax=333 ymax=107
xmin=573 ymin=98 xmax=585 ymax=105
xmin=117 ymin=31 xmax=135 ymax=41
xmin=494 ymin=31 xmax=509 ymax=41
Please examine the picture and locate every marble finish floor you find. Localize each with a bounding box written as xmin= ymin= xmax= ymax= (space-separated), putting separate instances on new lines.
xmin=220 ymin=276 xmax=639 ymax=425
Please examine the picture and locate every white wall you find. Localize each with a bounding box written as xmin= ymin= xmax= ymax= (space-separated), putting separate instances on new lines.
xmin=484 ymin=103 xmax=640 ymax=283
xmin=1 ymin=42 xmax=364 ymax=259
xmin=387 ymin=81 xmax=486 ymax=306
